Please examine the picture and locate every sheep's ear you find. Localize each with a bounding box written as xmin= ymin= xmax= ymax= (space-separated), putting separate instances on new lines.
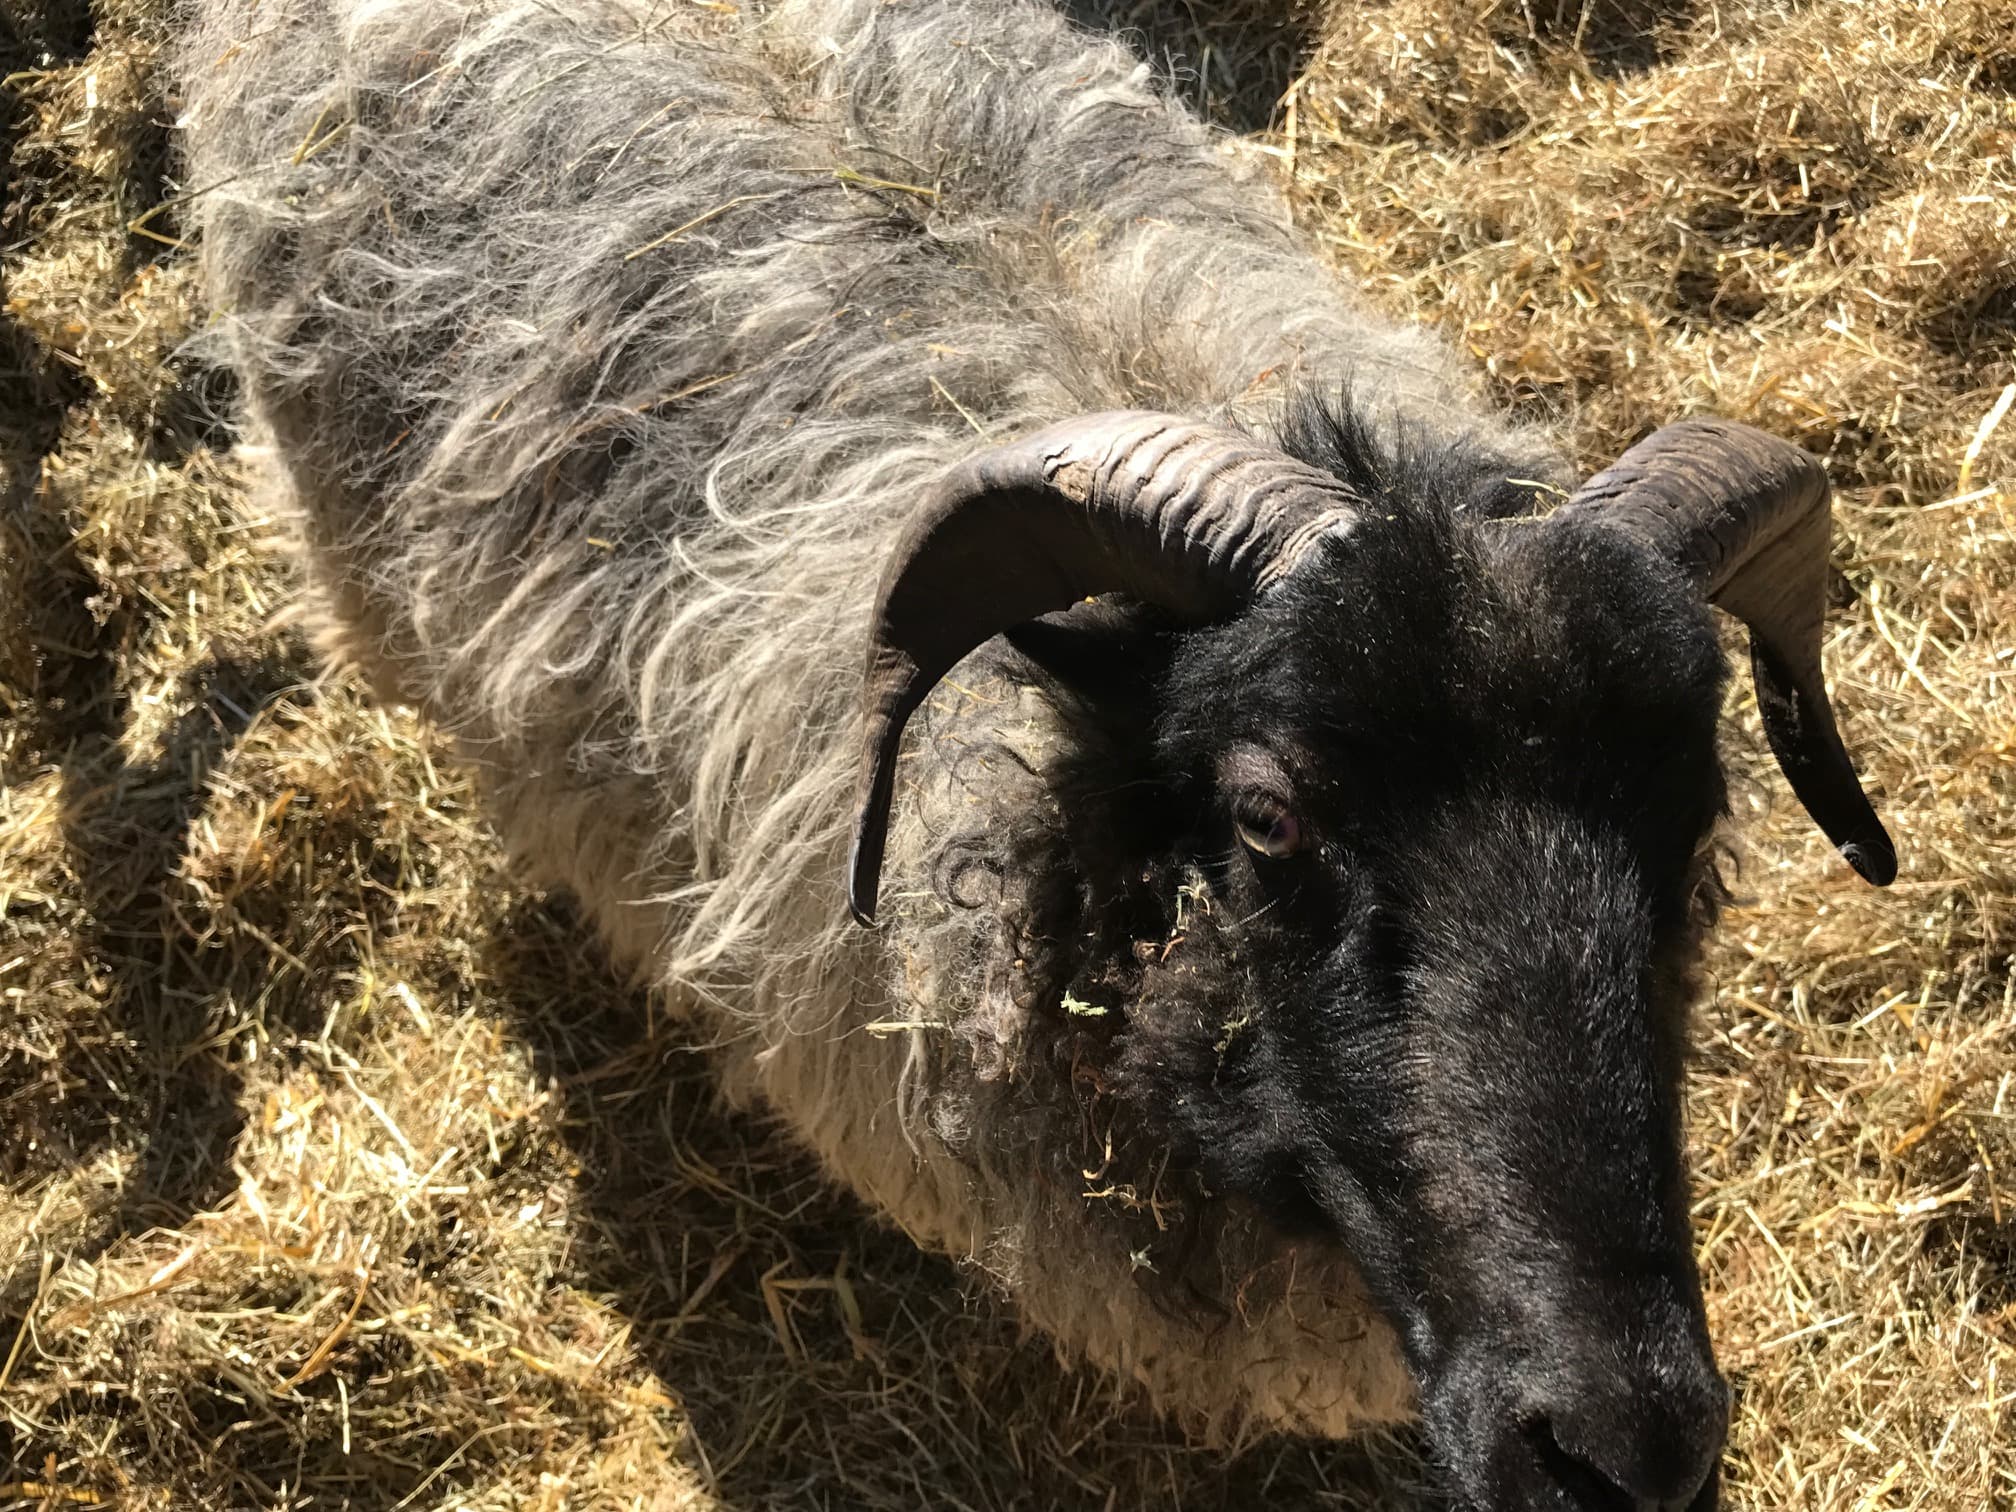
xmin=1003 ymin=598 xmax=1173 ymax=707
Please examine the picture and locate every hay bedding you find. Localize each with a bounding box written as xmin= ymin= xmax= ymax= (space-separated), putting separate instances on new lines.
xmin=0 ymin=0 xmax=2011 ymax=1505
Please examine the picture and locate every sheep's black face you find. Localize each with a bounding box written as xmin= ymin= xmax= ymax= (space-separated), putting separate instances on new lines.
xmin=1015 ymin=495 xmax=1733 ymax=1510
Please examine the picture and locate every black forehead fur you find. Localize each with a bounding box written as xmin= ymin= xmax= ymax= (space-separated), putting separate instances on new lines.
xmin=920 ymin=384 xmax=1736 ymax=1330
xmin=1274 ymin=384 xmax=1563 ymax=524
xmin=1185 ymin=391 xmax=1735 ymax=896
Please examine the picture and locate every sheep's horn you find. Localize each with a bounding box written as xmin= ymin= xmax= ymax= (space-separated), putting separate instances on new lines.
xmin=848 ymin=411 xmax=1356 ymax=924
xmin=1549 ymin=418 xmax=1896 ymax=886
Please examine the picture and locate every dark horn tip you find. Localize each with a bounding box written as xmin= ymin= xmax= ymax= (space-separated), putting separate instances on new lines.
xmin=1841 ymin=833 xmax=1898 ymax=888
xmin=847 ymin=831 xmax=880 ymax=927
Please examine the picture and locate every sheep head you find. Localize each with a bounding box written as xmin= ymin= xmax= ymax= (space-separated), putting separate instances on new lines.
xmin=848 ymin=409 xmax=1893 ymax=1511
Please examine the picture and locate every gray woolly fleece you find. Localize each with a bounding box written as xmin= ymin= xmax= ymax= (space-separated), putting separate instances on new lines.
xmin=177 ymin=0 xmax=1565 ymax=1437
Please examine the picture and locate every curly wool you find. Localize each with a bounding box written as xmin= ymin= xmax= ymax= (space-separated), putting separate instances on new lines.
xmin=176 ymin=0 xmax=1565 ymax=1437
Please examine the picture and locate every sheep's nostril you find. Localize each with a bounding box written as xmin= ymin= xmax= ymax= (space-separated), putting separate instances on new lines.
xmin=1523 ymin=1410 xmax=1721 ymax=1511
xmin=1510 ymin=1346 xmax=1728 ymax=1510
xmin=1526 ymin=1416 xmax=1645 ymax=1512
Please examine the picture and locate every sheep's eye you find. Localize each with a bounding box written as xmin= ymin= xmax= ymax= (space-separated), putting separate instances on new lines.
xmin=1234 ymin=803 xmax=1304 ymax=859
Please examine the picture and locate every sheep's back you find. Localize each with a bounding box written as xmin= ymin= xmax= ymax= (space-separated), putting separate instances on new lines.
xmin=175 ymin=0 xmax=1487 ymax=1437
xmin=178 ymin=0 xmax=1551 ymax=970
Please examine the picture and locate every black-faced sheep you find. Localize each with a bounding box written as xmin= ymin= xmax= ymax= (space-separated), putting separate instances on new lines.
xmin=175 ymin=0 xmax=1894 ymax=1506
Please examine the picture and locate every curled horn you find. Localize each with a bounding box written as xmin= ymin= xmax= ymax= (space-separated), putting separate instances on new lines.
xmin=848 ymin=411 xmax=1356 ymax=924
xmin=1547 ymin=418 xmax=1896 ymax=886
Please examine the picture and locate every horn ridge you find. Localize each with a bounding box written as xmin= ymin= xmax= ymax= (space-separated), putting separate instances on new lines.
xmin=1547 ymin=419 xmax=1896 ymax=887
xmin=847 ymin=410 xmax=1357 ymax=923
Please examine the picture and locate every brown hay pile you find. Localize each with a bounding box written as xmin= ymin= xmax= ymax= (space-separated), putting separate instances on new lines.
xmin=2 ymin=0 xmax=2011 ymax=1506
